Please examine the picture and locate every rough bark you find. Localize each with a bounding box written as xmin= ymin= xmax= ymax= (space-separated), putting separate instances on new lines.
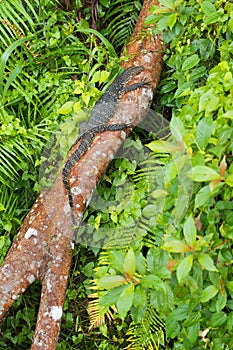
xmin=0 ymin=1 xmax=164 ymax=349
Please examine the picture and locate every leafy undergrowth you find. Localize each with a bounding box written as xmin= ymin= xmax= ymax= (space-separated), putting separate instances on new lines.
xmin=1 ymin=0 xmax=233 ymax=349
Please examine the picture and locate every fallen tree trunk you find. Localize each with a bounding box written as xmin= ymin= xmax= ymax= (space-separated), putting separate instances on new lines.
xmin=0 ymin=1 xmax=164 ymax=349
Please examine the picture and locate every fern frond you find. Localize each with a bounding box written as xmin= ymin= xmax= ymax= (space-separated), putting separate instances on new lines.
xmin=103 ymin=0 xmax=142 ymax=50
xmin=126 ymin=307 xmax=165 ymax=350
xmin=88 ymin=294 xmax=117 ymax=331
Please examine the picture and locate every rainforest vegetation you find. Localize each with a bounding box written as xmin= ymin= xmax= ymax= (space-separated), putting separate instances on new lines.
xmin=0 ymin=0 xmax=233 ymax=349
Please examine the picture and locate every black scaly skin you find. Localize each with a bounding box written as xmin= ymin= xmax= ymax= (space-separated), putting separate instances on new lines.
xmin=80 ymin=65 xmax=146 ymax=132
xmin=62 ymin=66 xmax=147 ymax=231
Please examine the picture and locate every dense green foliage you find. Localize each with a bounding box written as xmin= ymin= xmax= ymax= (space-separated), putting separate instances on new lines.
xmin=1 ymin=0 xmax=233 ymax=349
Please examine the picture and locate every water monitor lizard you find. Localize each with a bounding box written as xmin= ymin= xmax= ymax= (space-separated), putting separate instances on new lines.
xmin=62 ymin=65 xmax=148 ymax=234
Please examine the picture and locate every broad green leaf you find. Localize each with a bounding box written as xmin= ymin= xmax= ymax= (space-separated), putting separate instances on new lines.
xmin=166 ymin=317 xmax=180 ymax=338
xmin=146 ymin=140 xmax=177 ymax=153
xmin=159 ymin=0 xmax=175 ymax=9
xmin=97 ymin=275 xmax=126 ymax=289
xmin=174 ymin=83 xmax=191 ymax=98
xmin=199 ymin=90 xmax=219 ymax=113
xmin=91 ymin=70 xmax=110 ymax=84
xmin=202 ymin=1 xmax=219 ymax=24
xmin=216 ymin=291 xmax=227 ymax=312
xmin=176 ymin=255 xmax=193 ymax=284
xmin=202 ymin=1 xmax=216 ymax=14
xmin=58 ymin=101 xmax=74 ymax=114
xmin=172 ymin=304 xmax=188 ymax=321
xmin=133 ymin=285 xmax=147 ymax=308
xmin=82 ymin=92 xmax=90 ymax=106
xmin=183 ymin=217 xmax=196 ymax=247
xmin=73 ymin=81 xmax=85 ymax=94
xmin=187 ymin=323 xmax=200 ymax=345
xmin=151 ymin=189 xmax=168 ymax=198
xmin=211 ymin=311 xmax=227 ymax=327
xmin=182 ymin=54 xmax=200 ymax=71
xmin=227 ymin=281 xmax=233 ymax=292
xmin=196 ymin=117 xmax=213 ymax=150
xmin=183 ymin=311 xmax=202 ymax=327
xmin=225 ymin=174 xmax=233 ymax=187
xmin=227 ymin=312 xmax=233 ymax=332
xmin=187 ymin=166 xmax=221 ymax=182
xmin=201 ymin=285 xmax=218 ymax=303
xmin=162 ymin=238 xmax=189 ymax=253
xmin=123 ymin=249 xmax=136 ymax=278
xmin=170 ymin=117 xmax=185 ymax=143
xmin=136 ymin=253 xmax=146 ymax=275
xmin=198 ymin=253 xmax=217 ymax=271
xmin=142 ymin=204 xmax=156 ymax=217
xmin=194 ymin=185 xmax=211 ymax=209
xmin=117 ymin=283 xmax=134 ymax=320
xmin=99 ymin=285 xmax=127 ymax=307
xmin=167 ymin=13 xmax=177 ymax=28
xmin=219 ymin=110 xmax=233 ymax=119
xmin=140 ymin=275 xmax=164 ymax=290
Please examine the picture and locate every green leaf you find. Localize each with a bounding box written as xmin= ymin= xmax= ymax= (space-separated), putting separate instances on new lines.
xmin=0 ymin=236 xmax=5 ymax=249
xmin=58 ymin=101 xmax=74 ymax=114
xmin=91 ymin=70 xmax=110 ymax=84
xmin=2 ymin=64 xmax=22 ymax=100
xmin=183 ymin=217 xmax=196 ymax=247
xmin=0 ymin=37 xmax=30 ymax=94
xmin=182 ymin=54 xmax=200 ymax=71
xmin=136 ymin=253 xmax=146 ymax=275
xmin=202 ymin=1 xmax=219 ymax=24
xmin=97 ymin=275 xmax=126 ymax=289
xmin=216 ymin=291 xmax=227 ymax=312
xmin=166 ymin=316 xmax=180 ymax=339
xmin=170 ymin=117 xmax=185 ymax=143
xmin=140 ymin=275 xmax=164 ymax=290
xmin=159 ymin=0 xmax=175 ymax=9
xmin=124 ymin=248 xmax=136 ymax=278
xmin=99 ymin=285 xmax=127 ymax=306
xmin=227 ymin=312 xmax=233 ymax=332
xmin=176 ymin=255 xmax=193 ymax=284
xmin=162 ymin=238 xmax=189 ymax=253
xmin=199 ymin=90 xmax=219 ymax=114
xmin=187 ymin=166 xmax=221 ymax=182
xmin=226 ymin=281 xmax=233 ymax=292
xmin=133 ymin=285 xmax=147 ymax=308
xmin=198 ymin=253 xmax=217 ymax=271
xmin=211 ymin=311 xmax=227 ymax=327
xmin=196 ymin=117 xmax=213 ymax=150
xmin=201 ymin=285 xmax=218 ymax=303
xmin=76 ymin=27 xmax=117 ymax=57
xmin=202 ymin=1 xmax=216 ymax=14
xmin=219 ymin=110 xmax=233 ymax=119
xmin=194 ymin=185 xmax=211 ymax=209
xmin=225 ymin=174 xmax=233 ymax=187
xmin=146 ymin=140 xmax=177 ymax=153
xmin=81 ymin=92 xmax=90 ymax=106
xmin=117 ymin=283 xmax=134 ymax=320
xmin=167 ymin=13 xmax=177 ymax=28
xmin=187 ymin=323 xmax=200 ymax=345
